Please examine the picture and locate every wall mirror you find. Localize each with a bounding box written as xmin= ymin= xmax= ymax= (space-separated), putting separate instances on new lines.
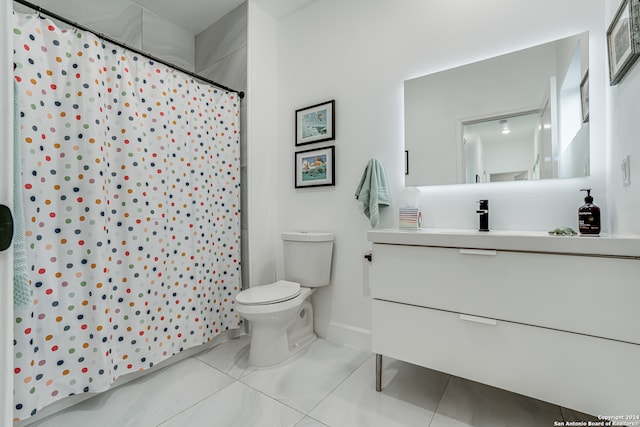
xmin=404 ymin=32 xmax=589 ymax=186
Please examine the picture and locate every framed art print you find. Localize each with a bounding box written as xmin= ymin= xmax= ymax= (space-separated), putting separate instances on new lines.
xmin=295 ymin=146 xmax=335 ymax=188
xmin=607 ymin=0 xmax=640 ymax=85
xmin=295 ymin=100 xmax=335 ymax=146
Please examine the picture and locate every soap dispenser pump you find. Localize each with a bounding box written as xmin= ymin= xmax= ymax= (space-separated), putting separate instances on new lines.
xmin=578 ymin=189 xmax=600 ymax=235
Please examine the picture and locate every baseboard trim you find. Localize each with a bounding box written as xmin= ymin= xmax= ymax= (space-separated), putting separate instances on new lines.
xmin=325 ymin=321 xmax=371 ymax=352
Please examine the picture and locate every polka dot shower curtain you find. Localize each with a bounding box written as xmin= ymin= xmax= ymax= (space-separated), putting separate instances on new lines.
xmin=12 ymin=11 xmax=241 ymax=421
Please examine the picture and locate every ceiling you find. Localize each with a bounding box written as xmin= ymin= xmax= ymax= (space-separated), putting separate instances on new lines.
xmin=131 ymin=0 xmax=315 ymax=35
xmin=464 ymin=112 xmax=541 ymax=148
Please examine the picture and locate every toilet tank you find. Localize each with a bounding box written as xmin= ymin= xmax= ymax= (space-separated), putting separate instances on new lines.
xmin=282 ymin=232 xmax=334 ymax=287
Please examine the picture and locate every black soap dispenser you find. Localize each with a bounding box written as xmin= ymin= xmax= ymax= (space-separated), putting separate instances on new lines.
xmin=578 ymin=189 xmax=600 ymax=235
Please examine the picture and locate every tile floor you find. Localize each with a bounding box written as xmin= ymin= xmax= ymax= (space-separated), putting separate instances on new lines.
xmin=26 ymin=335 xmax=602 ymax=427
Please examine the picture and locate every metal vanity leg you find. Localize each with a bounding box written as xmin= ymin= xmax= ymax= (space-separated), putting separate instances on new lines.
xmin=375 ymin=353 xmax=382 ymax=392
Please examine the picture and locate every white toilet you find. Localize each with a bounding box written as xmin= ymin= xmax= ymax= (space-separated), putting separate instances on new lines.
xmin=235 ymin=232 xmax=334 ymax=367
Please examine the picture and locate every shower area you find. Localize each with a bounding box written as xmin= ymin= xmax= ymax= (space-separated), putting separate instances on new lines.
xmin=1 ymin=0 xmax=248 ymax=424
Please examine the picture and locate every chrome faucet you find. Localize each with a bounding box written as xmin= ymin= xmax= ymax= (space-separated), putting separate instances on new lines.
xmin=476 ymin=200 xmax=489 ymax=232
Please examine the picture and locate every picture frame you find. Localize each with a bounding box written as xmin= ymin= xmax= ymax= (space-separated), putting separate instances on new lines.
xmin=295 ymin=146 xmax=335 ymax=188
xmin=607 ymin=0 xmax=640 ymax=85
xmin=295 ymin=100 xmax=335 ymax=146
xmin=580 ymin=70 xmax=590 ymax=123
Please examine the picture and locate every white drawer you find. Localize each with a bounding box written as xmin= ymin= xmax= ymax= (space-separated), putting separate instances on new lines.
xmin=372 ymin=299 xmax=640 ymax=416
xmin=370 ymin=243 xmax=640 ymax=344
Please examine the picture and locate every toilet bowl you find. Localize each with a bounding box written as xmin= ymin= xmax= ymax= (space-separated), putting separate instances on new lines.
xmin=235 ymin=232 xmax=333 ymax=367
xmin=236 ymin=281 xmax=315 ymax=367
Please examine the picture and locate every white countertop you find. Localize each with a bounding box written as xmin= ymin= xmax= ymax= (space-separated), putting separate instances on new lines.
xmin=368 ymin=228 xmax=640 ymax=257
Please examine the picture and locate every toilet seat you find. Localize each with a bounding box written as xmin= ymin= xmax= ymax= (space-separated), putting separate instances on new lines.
xmin=236 ymin=280 xmax=301 ymax=305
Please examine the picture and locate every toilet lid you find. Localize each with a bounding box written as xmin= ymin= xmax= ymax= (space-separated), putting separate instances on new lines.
xmin=236 ymin=280 xmax=301 ymax=305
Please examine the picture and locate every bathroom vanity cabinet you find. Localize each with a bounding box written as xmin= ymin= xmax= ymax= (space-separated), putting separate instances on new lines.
xmin=368 ymin=229 xmax=640 ymax=416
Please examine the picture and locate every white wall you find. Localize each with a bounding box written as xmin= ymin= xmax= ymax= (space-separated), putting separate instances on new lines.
xmin=246 ymin=2 xmax=279 ymax=288
xmin=246 ymin=0 xmax=609 ymax=350
xmin=606 ymin=0 xmax=640 ymax=234
xmin=484 ymin=137 xmax=532 ymax=178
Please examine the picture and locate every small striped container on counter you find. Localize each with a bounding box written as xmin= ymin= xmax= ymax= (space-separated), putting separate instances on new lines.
xmin=399 ymin=208 xmax=422 ymax=230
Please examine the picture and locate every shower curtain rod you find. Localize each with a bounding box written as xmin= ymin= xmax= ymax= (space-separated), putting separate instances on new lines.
xmin=12 ymin=0 xmax=245 ymax=99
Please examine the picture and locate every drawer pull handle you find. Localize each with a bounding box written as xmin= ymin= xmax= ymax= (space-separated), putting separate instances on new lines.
xmin=459 ymin=314 xmax=497 ymax=326
xmin=459 ymin=249 xmax=497 ymax=256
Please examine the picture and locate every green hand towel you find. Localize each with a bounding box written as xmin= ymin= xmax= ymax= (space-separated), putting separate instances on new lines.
xmin=355 ymin=158 xmax=391 ymax=227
